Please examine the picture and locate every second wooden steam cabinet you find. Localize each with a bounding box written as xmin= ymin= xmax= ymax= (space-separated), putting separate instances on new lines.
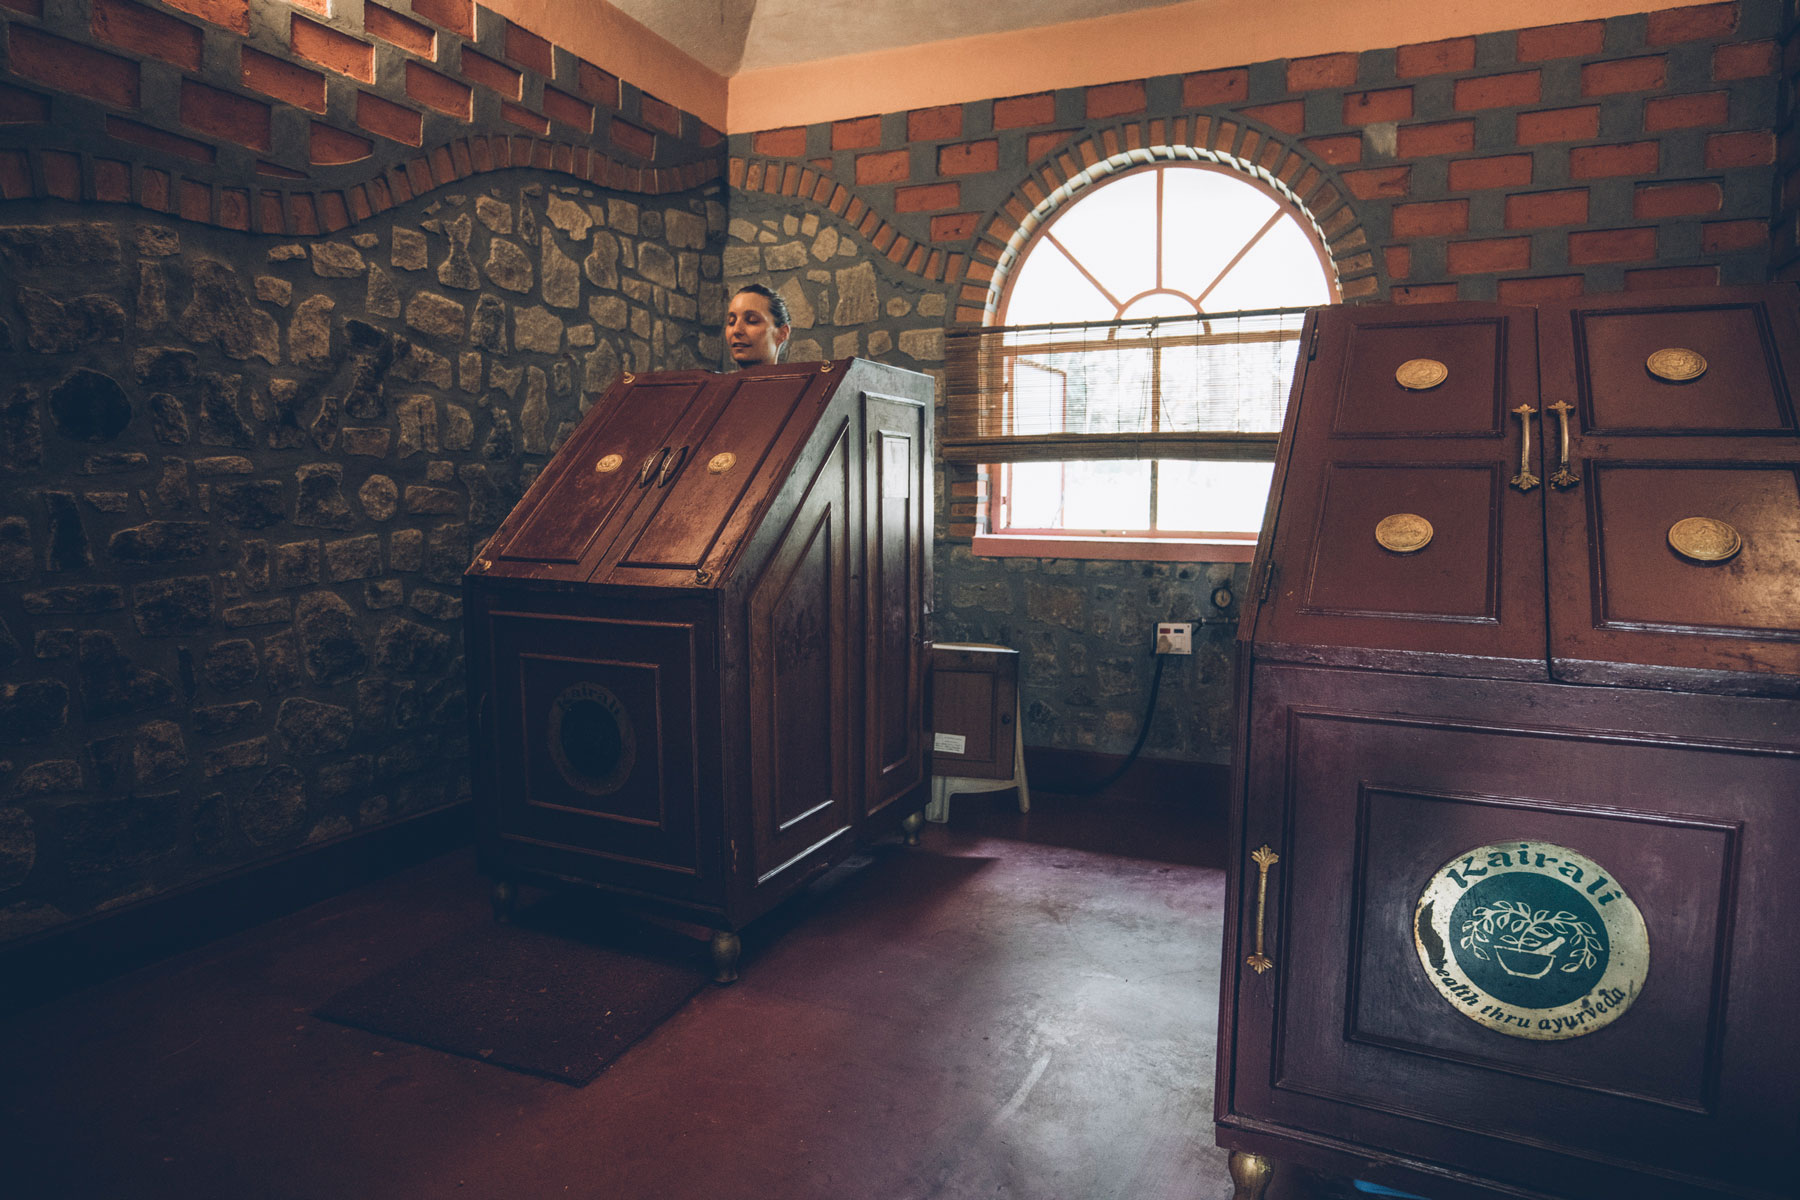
xmin=463 ymin=358 xmax=934 ymax=980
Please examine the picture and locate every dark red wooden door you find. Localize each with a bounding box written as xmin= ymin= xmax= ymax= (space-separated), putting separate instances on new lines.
xmin=1538 ymin=286 xmax=1800 ymax=692
xmin=1227 ymin=664 xmax=1800 ymax=1199
xmin=746 ymin=423 xmax=855 ymax=877
xmin=485 ymin=608 xmax=711 ymax=902
xmin=486 ymin=373 xmax=714 ymax=579
xmin=599 ymin=365 xmax=837 ymax=588
xmin=863 ymin=389 xmax=932 ymax=814
xmin=1254 ymin=304 xmax=1548 ymax=680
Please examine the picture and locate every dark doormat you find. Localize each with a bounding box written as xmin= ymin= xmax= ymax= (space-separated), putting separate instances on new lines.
xmin=315 ymin=902 xmax=711 ymax=1086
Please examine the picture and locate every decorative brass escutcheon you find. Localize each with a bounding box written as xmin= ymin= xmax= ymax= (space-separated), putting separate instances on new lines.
xmin=1668 ymin=516 xmax=1742 ymax=562
xmin=1375 ymin=513 xmax=1433 ymax=553
xmin=1510 ymin=403 xmax=1540 ymax=492
xmin=1646 ymin=347 xmax=1707 ymax=382
xmin=1396 ymin=357 xmax=1448 ymax=390
xmin=1246 ymin=844 xmax=1279 ymax=975
xmin=1547 ymin=400 xmax=1580 ymax=489
xmin=707 ymin=452 xmax=737 ymax=475
xmin=622 ymin=370 xmax=637 ymax=384
xmin=594 ymin=453 xmax=624 ymax=473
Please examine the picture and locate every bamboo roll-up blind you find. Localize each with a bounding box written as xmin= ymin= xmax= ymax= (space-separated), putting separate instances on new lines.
xmin=942 ymin=308 xmax=1310 ymax=464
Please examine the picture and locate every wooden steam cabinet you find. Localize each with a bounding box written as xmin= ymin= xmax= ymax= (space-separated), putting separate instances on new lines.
xmin=930 ymin=644 xmax=1020 ymax=782
xmin=463 ymin=359 xmax=934 ymax=981
xmin=1218 ymin=287 xmax=1800 ymax=1200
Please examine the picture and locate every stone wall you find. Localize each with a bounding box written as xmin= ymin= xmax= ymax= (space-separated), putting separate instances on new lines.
xmin=0 ymin=179 xmax=724 ymax=946
xmin=726 ymin=0 xmax=1786 ymax=767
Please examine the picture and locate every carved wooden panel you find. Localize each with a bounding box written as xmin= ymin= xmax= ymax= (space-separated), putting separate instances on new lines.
xmin=1255 ymin=304 xmax=1545 ymax=678
xmin=1540 ymin=288 xmax=1800 ymax=691
xmin=495 ymin=377 xmax=710 ymax=570
xmin=748 ymin=428 xmax=853 ymax=877
xmin=487 ymin=611 xmax=703 ymax=880
xmin=1225 ymin=665 xmax=1800 ymax=1199
xmin=607 ymin=371 xmax=824 ymax=580
xmin=864 ymin=391 xmax=931 ymax=812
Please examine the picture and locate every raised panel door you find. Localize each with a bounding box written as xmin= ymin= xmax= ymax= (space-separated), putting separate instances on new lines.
xmin=485 ymin=609 xmax=709 ymax=899
xmin=1255 ymin=304 xmax=1547 ymax=679
xmin=1225 ymin=665 xmax=1800 ymax=1199
xmin=1539 ymin=287 xmax=1800 ymax=691
xmin=600 ymin=366 xmax=833 ymax=587
xmin=747 ymin=426 xmax=854 ymax=879
xmin=864 ymin=390 xmax=932 ymax=813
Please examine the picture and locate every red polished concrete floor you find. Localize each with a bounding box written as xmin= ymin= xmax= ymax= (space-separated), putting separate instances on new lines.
xmin=0 ymin=788 xmax=1343 ymax=1200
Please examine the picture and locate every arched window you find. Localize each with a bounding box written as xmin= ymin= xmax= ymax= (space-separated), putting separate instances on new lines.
xmin=989 ymin=162 xmax=1336 ymax=547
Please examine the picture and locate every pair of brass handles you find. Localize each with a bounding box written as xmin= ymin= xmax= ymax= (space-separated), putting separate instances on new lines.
xmin=637 ymin=446 xmax=689 ymax=489
xmin=1510 ymin=401 xmax=1579 ymax=492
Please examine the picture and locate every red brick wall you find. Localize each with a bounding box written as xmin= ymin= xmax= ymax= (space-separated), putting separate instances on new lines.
xmin=0 ymin=0 xmax=724 ymax=234
xmin=730 ymin=1 xmax=1781 ymax=313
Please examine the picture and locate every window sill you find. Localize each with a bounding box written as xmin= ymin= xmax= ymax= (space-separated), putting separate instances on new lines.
xmin=971 ymin=533 xmax=1258 ymax=562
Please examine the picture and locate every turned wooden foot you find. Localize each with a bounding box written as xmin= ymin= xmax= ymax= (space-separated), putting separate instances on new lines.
xmin=489 ymin=880 xmax=517 ymax=923
xmin=1228 ymin=1151 xmax=1274 ymax=1200
xmin=710 ymin=930 xmax=741 ymax=984
xmin=900 ymin=810 xmax=924 ymax=846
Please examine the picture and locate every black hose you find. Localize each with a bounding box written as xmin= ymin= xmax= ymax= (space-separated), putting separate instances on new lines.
xmin=1036 ymin=653 xmax=1167 ymax=796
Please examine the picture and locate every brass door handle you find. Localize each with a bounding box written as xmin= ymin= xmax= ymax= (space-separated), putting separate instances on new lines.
xmin=1548 ymin=400 xmax=1580 ymax=489
xmin=1246 ymin=844 xmax=1279 ymax=975
xmin=1509 ymin=404 xmax=1539 ymax=492
xmin=638 ymin=447 xmax=669 ymax=487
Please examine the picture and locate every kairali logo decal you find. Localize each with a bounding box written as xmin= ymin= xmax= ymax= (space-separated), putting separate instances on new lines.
xmin=1414 ymin=841 xmax=1648 ymax=1041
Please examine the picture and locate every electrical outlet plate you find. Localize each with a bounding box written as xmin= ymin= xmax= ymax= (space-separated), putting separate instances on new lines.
xmin=1155 ymin=622 xmax=1192 ymax=654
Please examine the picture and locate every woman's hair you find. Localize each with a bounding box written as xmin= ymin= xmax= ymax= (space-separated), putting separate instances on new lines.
xmin=733 ymin=283 xmax=791 ymax=329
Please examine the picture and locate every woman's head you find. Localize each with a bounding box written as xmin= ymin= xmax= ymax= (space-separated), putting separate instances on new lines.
xmin=726 ymin=284 xmax=791 ymax=367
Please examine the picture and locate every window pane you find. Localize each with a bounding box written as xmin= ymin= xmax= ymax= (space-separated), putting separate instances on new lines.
xmin=1155 ymin=460 xmax=1276 ymax=533
xmin=1004 ymin=240 xmax=1116 ymax=327
xmin=1064 ymin=460 xmax=1151 ymax=529
xmin=1007 ymin=460 xmax=1152 ymax=530
xmin=1006 ymin=461 xmax=1067 ymax=528
xmin=1201 ymin=219 xmax=1332 ymax=313
xmin=1162 ymin=168 xmax=1278 ymax=300
xmin=1042 ymin=170 xmax=1158 ymax=308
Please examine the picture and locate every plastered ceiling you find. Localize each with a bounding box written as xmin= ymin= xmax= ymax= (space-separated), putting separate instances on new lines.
xmin=610 ymin=0 xmax=1190 ymax=74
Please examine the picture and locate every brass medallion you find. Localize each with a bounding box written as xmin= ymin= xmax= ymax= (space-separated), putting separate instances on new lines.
xmin=707 ymin=452 xmax=737 ymax=475
xmin=1668 ymin=516 xmax=1741 ymax=563
xmin=1415 ymin=840 xmax=1648 ymax=1041
xmin=1646 ymin=347 xmax=1707 ymax=382
xmin=1375 ymin=513 xmax=1433 ymax=553
xmin=594 ymin=453 xmax=624 ymax=473
xmin=1396 ymin=358 xmax=1449 ymax=390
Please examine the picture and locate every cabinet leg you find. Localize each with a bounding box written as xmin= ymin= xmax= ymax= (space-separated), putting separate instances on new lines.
xmin=710 ymin=930 xmax=741 ymax=985
xmin=900 ymin=810 xmax=924 ymax=846
xmin=1227 ymin=1151 xmax=1274 ymax=1200
xmin=489 ymin=880 xmax=517 ymax=923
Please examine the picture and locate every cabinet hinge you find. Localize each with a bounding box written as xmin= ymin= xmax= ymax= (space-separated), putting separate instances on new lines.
xmin=1258 ymin=560 xmax=1278 ymax=603
xmin=1307 ymin=326 xmax=1320 ymax=361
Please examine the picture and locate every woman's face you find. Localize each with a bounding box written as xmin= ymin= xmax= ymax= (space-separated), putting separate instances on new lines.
xmin=726 ymin=291 xmax=790 ymax=367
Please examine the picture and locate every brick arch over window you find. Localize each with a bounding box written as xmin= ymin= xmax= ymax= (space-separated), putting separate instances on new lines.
xmin=966 ymin=117 xmax=1375 ymax=324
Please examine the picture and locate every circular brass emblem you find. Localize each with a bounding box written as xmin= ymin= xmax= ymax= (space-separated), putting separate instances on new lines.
xmin=707 ymin=452 xmax=737 ymax=475
xmin=1646 ymin=347 xmax=1707 ymax=382
xmin=546 ymin=682 xmax=636 ymax=796
xmin=594 ymin=453 xmax=624 ymax=473
xmin=1375 ymin=513 xmax=1433 ymax=553
xmin=1415 ymin=841 xmax=1648 ymax=1041
xmin=1396 ymin=358 xmax=1449 ymax=391
xmin=1668 ymin=516 xmax=1741 ymax=563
